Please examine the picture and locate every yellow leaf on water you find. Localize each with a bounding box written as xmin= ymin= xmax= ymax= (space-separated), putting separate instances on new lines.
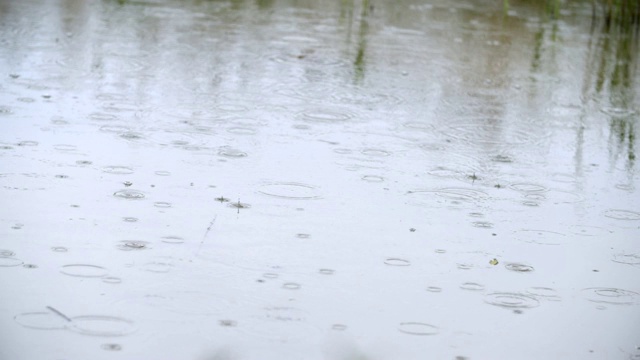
xmin=489 ymin=258 xmax=499 ymax=265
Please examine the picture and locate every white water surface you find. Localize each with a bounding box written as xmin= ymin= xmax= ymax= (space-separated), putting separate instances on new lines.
xmin=0 ymin=0 xmax=639 ymax=359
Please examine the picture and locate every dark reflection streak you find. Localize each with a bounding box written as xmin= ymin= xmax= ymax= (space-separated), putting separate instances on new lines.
xmin=353 ymin=0 xmax=370 ymax=84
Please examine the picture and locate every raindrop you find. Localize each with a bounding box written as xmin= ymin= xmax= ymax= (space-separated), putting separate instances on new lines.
xmin=612 ymin=253 xmax=640 ymax=266
xmin=219 ymin=319 xmax=237 ymax=327
xmin=361 ymin=175 xmax=384 ymax=183
xmin=426 ymin=286 xmax=442 ymax=293
xmin=54 ymin=144 xmax=76 ymax=151
xmin=227 ymin=127 xmax=257 ymax=135
xmin=282 ymin=282 xmax=301 ymax=290
xmin=218 ymin=147 xmax=247 ymax=158
xmin=101 ymin=344 xmax=122 ymax=351
xmin=122 ymin=217 xmax=138 ymax=222
xmin=99 ymin=125 xmax=130 ymax=133
xmin=472 ymin=221 xmax=493 ymax=228
xmin=69 ymin=315 xmax=136 ymax=336
xmin=23 ymin=264 xmax=37 ymax=269
xmin=102 ymin=277 xmax=122 ymax=284
xmin=581 ymin=288 xmax=639 ymax=305
xmin=457 ymin=263 xmax=473 ymax=270
xmin=89 ymin=113 xmax=118 ymax=121
xmin=509 ymin=183 xmax=548 ymax=192
xmin=299 ymin=109 xmax=353 ymax=123
xmin=526 ymin=287 xmax=561 ymax=301
xmin=434 ymin=249 xmax=447 ymax=254
xmin=154 ymin=202 xmax=172 ymax=208
xmin=384 ymin=258 xmax=410 ymax=266
xmin=103 ymin=166 xmax=134 ymax=175
xmin=361 ymin=148 xmax=391 ymax=157
xmin=263 ymin=273 xmax=279 ymax=279
xmin=76 ymin=160 xmax=92 ymax=165
xmin=604 ymin=209 xmax=640 ymax=221
xmin=296 ymin=233 xmax=311 ymax=239
xmin=484 ymin=292 xmax=540 ymax=309
xmin=120 ymin=132 xmax=143 ymax=140
xmin=60 ymin=264 xmax=108 ymax=278
xmin=319 ymin=268 xmax=334 ymax=275
xmin=0 ymin=257 xmax=23 ymax=267
xmin=113 ymin=189 xmax=145 ymax=199
xmin=332 ymin=324 xmax=347 ymax=331
xmin=398 ymin=322 xmax=439 ymax=336
xmin=0 ymin=249 xmax=16 ymax=257
xmin=17 ymin=141 xmax=38 ymax=147
xmin=460 ymin=282 xmax=485 ymax=291
xmin=258 ymin=182 xmax=321 ymax=200
xmin=116 ymin=240 xmax=150 ymax=251
xmin=154 ymin=171 xmax=171 ymax=176
xmin=161 ymin=236 xmax=185 ymax=244
xmin=505 ymin=263 xmax=535 ymax=272
xmin=228 ymin=201 xmax=250 ymax=209
xmin=142 ymin=261 xmax=173 ymax=273
xmin=14 ymin=312 xmax=67 ymax=330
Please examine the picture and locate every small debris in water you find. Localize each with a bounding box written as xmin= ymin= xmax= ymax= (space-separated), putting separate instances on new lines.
xmin=489 ymin=258 xmax=499 ymax=265
xmin=123 ymin=181 xmax=132 ymax=187
xmin=216 ymin=196 xmax=230 ymax=203
xmin=409 ymin=228 xmax=416 ymax=232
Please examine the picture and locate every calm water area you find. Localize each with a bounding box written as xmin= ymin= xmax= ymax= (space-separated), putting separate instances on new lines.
xmin=0 ymin=0 xmax=639 ymax=359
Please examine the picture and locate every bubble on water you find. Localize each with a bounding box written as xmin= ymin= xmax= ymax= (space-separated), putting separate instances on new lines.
xmin=102 ymin=276 xmax=122 ymax=284
xmin=384 ymin=258 xmax=410 ymax=266
xmin=161 ymin=236 xmax=185 ymax=244
xmin=581 ymin=288 xmax=639 ymax=305
xmin=103 ymin=166 xmax=134 ymax=175
xmin=60 ymin=264 xmax=108 ymax=278
xmin=361 ymin=148 xmax=391 ymax=157
xmin=14 ymin=311 xmax=67 ymax=330
xmin=319 ymin=268 xmax=334 ymax=275
xmin=154 ymin=171 xmax=171 ymax=176
xmin=505 ymin=263 xmax=534 ymax=272
xmin=398 ymin=322 xmax=439 ymax=336
xmin=282 ymin=282 xmax=301 ymax=290
xmin=54 ymin=144 xmax=77 ymax=151
xmin=113 ymin=189 xmax=145 ymax=199
xmin=509 ymin=183 xmax=548 ymax=192
xmin=362 ymin=175 xmax=384 ymax=183
xmin=117 ymin=240 xmax=150 ymax=251
xmin=526 ymin=287 xmax=561 ymax=301
xmin=460 ymin=282 xmax=485 ymax=291
xmin=101 ymin=343 xmax=122 ymax=351
xmin=604 ymin=209 xmax=640 ymax=221
xmin=154 ymin=202 xmax=172 ymax=208
xmin=426 ymin=286 xmax=442 ymax=293
xmin=259 ymin=182 xmax=321 ymax=200
xmin=612 ymin=253 xmax=640 ymax=266
xmin=484 ymin=292 xmax=540 ymax=309
xmin=69 ymin=315 xmax=136 ymax=337
xmin=515 ymin=229 xmax=565 ymax=245
xmin=89 ymin=113 xmax=118 ymax=121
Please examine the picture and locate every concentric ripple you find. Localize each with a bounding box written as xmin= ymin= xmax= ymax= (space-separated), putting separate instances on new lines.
xmin=60 ymin=264 xmax=108 ymax=278
xmin=604 ymin=209 xmax=640 ymax=221
xmin=581 ymin=288 xmax=639 ymax=305
xmin=484 ymin=292 xmax=540 ymax=309
xmin=113 ymin=189 xmax=145 ymax=199
xmin=69 ymin=315 xmax=136 ymax=336
xmin=258 ymin=182 xmax=321 ymax=200
xmin=398 ymin=322 xmax=439 ymax=336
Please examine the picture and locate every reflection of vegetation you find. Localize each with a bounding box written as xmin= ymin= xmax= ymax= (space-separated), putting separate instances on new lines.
xmin=353 ymin=0 xmax=370 ymax=83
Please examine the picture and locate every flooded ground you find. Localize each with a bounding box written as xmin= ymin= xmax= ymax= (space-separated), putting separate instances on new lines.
xmin=0 ymin=0 xmax=639 ymax=359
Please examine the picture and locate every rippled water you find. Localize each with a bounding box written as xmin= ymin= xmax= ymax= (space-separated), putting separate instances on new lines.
xmin=1 ymin=0 xmax=639 ymax=359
